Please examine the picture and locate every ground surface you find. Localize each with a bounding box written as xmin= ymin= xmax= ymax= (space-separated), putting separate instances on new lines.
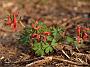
xmin=0 ymin=0 xmax=90 ymax=67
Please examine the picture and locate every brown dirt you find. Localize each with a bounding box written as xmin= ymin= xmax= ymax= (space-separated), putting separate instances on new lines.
xmin=0 ymin=0 xmax=90 ymax=67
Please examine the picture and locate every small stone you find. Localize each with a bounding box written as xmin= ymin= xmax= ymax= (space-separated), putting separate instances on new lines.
xmin=0 ymin=56 xmax=5 ymax=60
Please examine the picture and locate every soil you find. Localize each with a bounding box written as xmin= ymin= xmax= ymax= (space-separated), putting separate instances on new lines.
xmin=0 ymin=0 xmax=90 ymax=67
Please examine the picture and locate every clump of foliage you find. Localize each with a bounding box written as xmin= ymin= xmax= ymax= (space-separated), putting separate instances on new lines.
xmin=0 ymin=12 xmax=19 ymax=32
xmin=19 ymin=18 xmax=64 ymax=56
xmin=65 ymin=25 xmax=90 ymax=48
xmin=19 ymin=18 xmax=90 ymax=56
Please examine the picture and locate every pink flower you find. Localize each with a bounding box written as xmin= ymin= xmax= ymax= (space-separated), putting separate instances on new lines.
xmin=35 ymin=20 xmax=38 ymax=24
xmin=76 ymin=36 xmax=81 ymax=43
xmin=32 ymin=34 xmax=38 ymax=38
xmin=76 ymin=25 xmax=81 ymax=36
xmin=82 ymin=32 xmax=88 ymax=41
xmin=43 ymin=36 xmax=47 ymax=42
xmin=32 ymin=34 xmax=41 ymax=42
xmin=12 ymin=14 xmax=17 ymax=31
xmin=31 ymin=23 xmax=41 ymax=30
xmin=31 ymin=24 xmax=35 ymax=28
xmin=43 ymin=32 xmax=51 ymax=36
xmin=37 ymin=18 xmax=44 ymax=22
xmin=6 ymin=16 xmax=12 ymax=25
xmin=34 ymin=26 xmax=41 ymax=30
xmin=84 ymin=28 xmax=90 ymax=31
xmin=36 ymin=34 xmax=40 ymax=42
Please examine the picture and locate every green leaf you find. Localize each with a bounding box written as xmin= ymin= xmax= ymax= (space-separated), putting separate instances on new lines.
xmin=35 ymin=48 xmax=45 ymax=56
xmin=54 ymin=34 xmax=62 ymax=42
xmin=45 ymin=46 xmax=53 ymax=53
xmin=47 ymin=36 xmax=53 ymax=41
xmin=74 ymin=41 xmax=78 ymax=45
xmin=57 ymin=27 xmax=64 ymax=33
xmin=66 ymin=36 xmax=74 ymax=43
xmin=73 ymin=41 xmax=80 ymax=50
xmin=52 ymin=28 xmax=58 ymax=36
xmin=38 ymin=21 xmax=47 ymax=27
xmin=43 ymin=45 xmax=49 ymax=50
xmin=42 ymin=42 xmax=49 ymax=49
xmin=51 ymin=39 xmax=57 ymax=46
xmin=33 ymin=42 xmax=45 ymax=56
xmin=38 ymin=21 xmax=43 ymax=25
xmin=24 ymin=27 xmax=33 ymax=34
xmin=20 ymin=36 xmax=29 ymax=45
xmin=33 ymin=43 xmax=41 ymax=51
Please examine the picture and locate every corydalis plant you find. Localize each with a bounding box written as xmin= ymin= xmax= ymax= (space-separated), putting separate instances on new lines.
xmin=65 ymin=25 xmax=90 ymax=48
xmin=6 ymin=12 xmax=18 ymax=32
xmin=76 ymin=25 xmax=90 ymax=43
xmin=20 ymin=18 xmax=64 ymax=56
xmin=0 ymin=12 xmax=19 ymax=32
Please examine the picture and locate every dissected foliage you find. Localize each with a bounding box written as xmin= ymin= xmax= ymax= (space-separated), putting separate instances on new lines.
xmin=19 ymin=18 xmax=90 ymax=56
xmin=19 ymin=19 xmax=65 ymax=56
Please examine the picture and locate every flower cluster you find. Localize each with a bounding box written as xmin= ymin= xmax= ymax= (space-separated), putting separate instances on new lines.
xmin=31 ymin=18 xmax=51 ymax=42
xmin=20 ymin=17 xmax=90 ymax=56
xmin=19 ymin=18 xmax=61 ymax=56
xmin=6 ymin=13 xmax=18 ymax=32
xmin=76 ymin=25 xmax=90 ymax=43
